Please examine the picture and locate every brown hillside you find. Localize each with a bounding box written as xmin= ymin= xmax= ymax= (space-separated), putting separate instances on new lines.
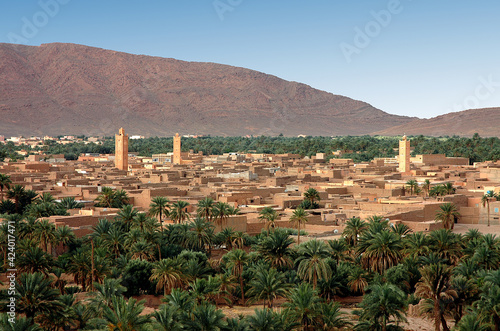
xmin=374 ymin=108 xmax=500 ymax=137
xmin=0 ymin=43 xmax=413 ymax=137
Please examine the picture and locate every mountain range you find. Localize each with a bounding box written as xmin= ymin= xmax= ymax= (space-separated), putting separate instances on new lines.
xmin=0 ymin=43 xmax=498 ymax=137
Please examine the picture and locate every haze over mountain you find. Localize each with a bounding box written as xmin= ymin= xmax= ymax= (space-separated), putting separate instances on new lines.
xmin=374 ymin=108 xmax=500 ymax=137
xmin=0 ymin=43 xmax=498 ymax=138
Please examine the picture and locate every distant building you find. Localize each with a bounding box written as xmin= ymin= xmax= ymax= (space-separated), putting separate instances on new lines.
xmin=115 ymin=128 xmax=128 ymax=171
xmin=399 ymin=135 xmax=410 ymax=173
xmin=173 ymin=133 xmax=181 ymax=165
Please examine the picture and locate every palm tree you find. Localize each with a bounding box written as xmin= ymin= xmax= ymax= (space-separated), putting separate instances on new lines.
xmin=348 ymin=266 xmax=370 ymax=295
xmin=435 ymin=203 xmax=460 ymax=230
xmin=113 ymin=189 xmax=130 ymax=208
xmin=55 ymin=225 xmax=76 ymax=252
xmin=476 ymin=284 xmax=500 ymax=331
xmin=102 ymin=296 xmax=151 ymax=331
xmin=6 ymin=184 xmax=26 ymax=214
xmin=196 ymin=197 xmax=214 ymax=222
xmin=284 ymin=283 xmax=321 ymax=330
xmin=95 ymin=186 xmax=115 ymax=208
xmin=88 ymin=277 xmax=127 ymax=315
xmin=212 ymin=201 xmax=231 ymax=226
xmin=415 ymin=263 xmax=457 ymax=331
xmin=481 ymin=191 xmax=498 ymax=227
xmin=423 ymin=179 xmax=431 ymax=197
xmin=256 ymin=229 xmax=294 ymax=270
xmin=151 ymin=304 xmax=183 ymax=331
xmin=33 ymin=219 xmax=57 ymax=253
xmin=455 ymin=312 xmax=492 ymax=331
xmin=343 ymin=217 xmax=368 ymax=246
xmin=150 ymin=258 xmax=186 ymax=296
xmin=170 ymin=200 xmax=191 ymax=224
xmin=355 ymin=283 xmax=407 ymax=331
xmin=247 ymin=267 xmax=290 ymax=308
xmin=428 ymin=229 xmax=463 ymax=264
xmin=403 ymin=231 xmax=430 ymax=258
xmin=149 ymin=196 xmax=170 ymax=231
xmin=406 ymin=179 xmax=419 ymax=195
xmin=225 ymin=249 xmax=249 ymax=304
xmin=17 ymin=246 xmax=53 ymax=274
xmin=57 ymin=196 xmax=84 ymax=209
xmin=187 ymin=217 xmax=214 ymax=253
xmin=16 ymin=272 xmax=63 ymax=320
xmin=358 ymin=230 xmax=404 ymax=274
xmin=296 ymin=239 xmax=331 ymax=289
xmin=247 ymin=308 xmax=282 ymax=331
xmin=259 ymin=206 xmax=279 ymax=233
xmin=443 ymin=182 xmax=456 ymax=195
xmin=289 ymin=208 xmax=308 ymax=245
xmin=303 ymin=188 xmax=321 ymax=205
xmin=184 ymin=303 xmax=227 ymax=331
xmin=36 ymin=192 xmax=56 ymax=204
xmin=0 ymin=173 xmax=12 ymax=201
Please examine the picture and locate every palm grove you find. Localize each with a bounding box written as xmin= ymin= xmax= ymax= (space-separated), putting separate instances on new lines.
xmin=0 ymin=179 xmax=500 ymax=330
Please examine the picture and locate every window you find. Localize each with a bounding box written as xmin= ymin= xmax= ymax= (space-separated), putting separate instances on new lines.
xmin=495 ymin=208 xmax=499 ymax=213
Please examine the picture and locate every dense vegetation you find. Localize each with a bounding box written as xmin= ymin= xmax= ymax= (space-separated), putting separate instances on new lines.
xmin=1 ymin=183 xmax=500 ymax=330
xmin=2 ymin=134 xmax=500 ymax=163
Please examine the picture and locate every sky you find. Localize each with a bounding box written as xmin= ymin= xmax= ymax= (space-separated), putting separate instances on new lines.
xmin=1 ymin=0 xmax=500 ymax=119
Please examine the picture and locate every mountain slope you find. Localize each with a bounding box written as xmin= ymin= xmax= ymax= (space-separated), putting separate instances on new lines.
xmin=374 ymin=108 xmax=500 ymax=137
xmin=0 ymin=42 xmax=414 ymax=137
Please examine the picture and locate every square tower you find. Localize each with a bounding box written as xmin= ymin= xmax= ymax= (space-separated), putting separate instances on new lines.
xmin=115 ymin=128 xmax=128 ymax=170
xmin=398 ymin=135 xmax=410 ymax=173
xmin=173 ymin=133 xmax=181 ymax=165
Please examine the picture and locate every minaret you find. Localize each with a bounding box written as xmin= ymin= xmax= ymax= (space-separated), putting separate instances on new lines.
xmin=115 ymin=128 xmax=128 ymax=170
xmin=173 ymin=133 xmax=181 ymax=165
xmin=398 ymin=135 xmax=410 ymax=173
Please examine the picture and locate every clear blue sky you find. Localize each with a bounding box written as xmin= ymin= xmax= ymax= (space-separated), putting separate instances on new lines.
xmin=2 ymin=0 xmax=500 ymax=119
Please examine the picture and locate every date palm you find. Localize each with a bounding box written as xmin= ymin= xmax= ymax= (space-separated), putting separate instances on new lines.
xmin=212 ymin=201 xmax=231 ymax=226
xmin=0 ymin=173 xmax=12 ymax=201
xmin=57 ymin=196 xmax=84 ymax=209
xmin=415 ymin=263 xmax=457 ymax=331
xmin=196 ymin=197 xmax=214 ymax=222
xmin=6 ymin=184 xmax=26 ymax=214
xmin=355 ymin=283 xmax=407 ymax=331
xmin=359 ymin=230 xmax=404 ymax=274
xmin=283 ymin=283 xmax=321 ymax=330
xmin=289 ymin=208 xmax=308 ymax=244
xmin=428 ymin=229 xmax=463 ymax=264
xmin=482 ymin=191 xmax=498 ymax=227
xmin=343 ymin=217 xmax=368 ymax=246
xmin=102 ymin=296 xmax=151 ymax=331
xmin=33 ymin=219 xmax=57 ymax=253
xmin=303 ymin=188 xmax=321 ymax=205
xmin=149 ymin=196 xmax=170 ymax=231
xmin=422 ymin=179 xmax=431 ymax=197
xmin=151 ymin=304 xmax=183 ymax=331
xmin=296 ymin=239 xmax=331 ymax=289
xmin=16 ymin=272 xmax=63 ymax=320
xmin=184 ymin=303 xmax=227 ymax=331
xmin=256 ymin=228 xmax=294 ymax=270
xmin=403 ymin=231 xmax=430 ymax=258
xmin=187 ymin=217 xmax=214 ymax=253
xmin=115 ymin=204 xmax=139 ymax=230
xmin=55 ymin=225 xmax=76 ymax=252
xmin=406 ymin=179 xmax=419 ymax=195
xmin=170 ymin=200 xmax=190 ymax=224
xmin=259 ymin=206 xmax=279 ymax=233
xmin=247 ymin=267 xmax=290 ymax=308
xmin=435 ymin=203 xmax=460 ymax=230
xmin=150 ymin=257 xmax=186 ymax=296
xmin=225 ymin=249 xmax=249 ymax=304
xmin=17 ymin=246 xmax=53 ymax=275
